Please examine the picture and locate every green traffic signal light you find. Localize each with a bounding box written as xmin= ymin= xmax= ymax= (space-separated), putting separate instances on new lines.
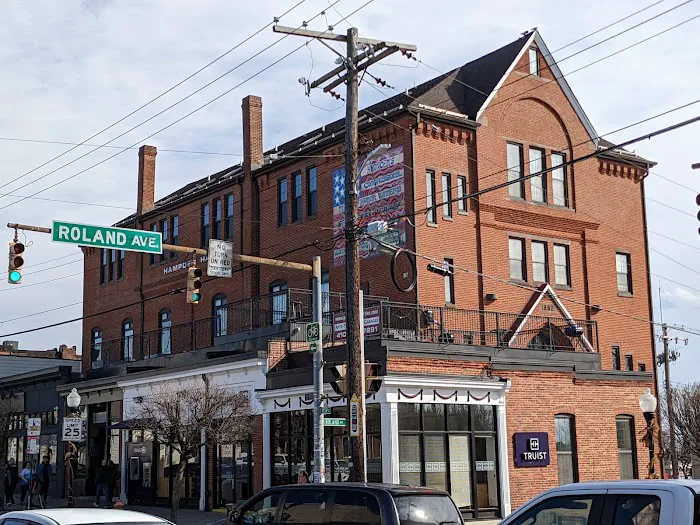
xmin=8 ymin=270 xmax=21 ymax=283
xmin=192 ymin=292 xmax=201 ymax=302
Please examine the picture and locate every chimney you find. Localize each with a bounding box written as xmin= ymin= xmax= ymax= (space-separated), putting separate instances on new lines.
xmin=137 ymin=145 xmax=157 ymax=216
xmin=242 ymin=96 xmax=263 ymax=172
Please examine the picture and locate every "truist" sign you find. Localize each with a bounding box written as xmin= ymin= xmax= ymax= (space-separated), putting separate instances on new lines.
xmin=513 ymin=432 xmax=550 ymax=467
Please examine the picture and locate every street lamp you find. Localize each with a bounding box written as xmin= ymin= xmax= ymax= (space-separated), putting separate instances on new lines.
xmin=639 ymin=387 xmax=658 ymax=479
xmin=65 ymin=388 xmax=81 ymax=507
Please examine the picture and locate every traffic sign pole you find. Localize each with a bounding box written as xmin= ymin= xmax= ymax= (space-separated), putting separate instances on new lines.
xmin=311 ymin=256 xmax=326 ymax=483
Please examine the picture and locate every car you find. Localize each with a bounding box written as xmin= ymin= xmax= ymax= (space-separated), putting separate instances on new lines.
xmin=0 ymin=509 xmax=173 ymax=525
xmin=497 ymin=480 xmax=700 ymax=525
xmin=229 ymin=483 xmax=464 ymax=525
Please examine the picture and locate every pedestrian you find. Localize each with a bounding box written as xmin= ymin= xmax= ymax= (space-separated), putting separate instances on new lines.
xmin=107 ymin=460 xmax=117 ymax=501
xmin=9 ymin=459 xmax=18 ymax=504
xmin=94 ymin=460 xmax=112 ymax=509
xmin=297 ymin=470 xmax=309 ymax=484
xmin=37 ymin=456 xmax=51 ymax=505
xmin=19 ymin=462 xmax=31 ymax=505
xmin=4 ymin=462 xmax=13 ymax=505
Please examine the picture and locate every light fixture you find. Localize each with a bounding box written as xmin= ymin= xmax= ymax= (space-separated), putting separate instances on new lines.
xmin=485 ymin=293 xmax=498 ymax=301
xmin=66 ymin=388 xmax=81 ymax=409
xmin=639 ymin=387 xmax=657 ymax=414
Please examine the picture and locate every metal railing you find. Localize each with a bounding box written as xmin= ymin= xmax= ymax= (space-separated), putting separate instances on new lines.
xmin=90 ymin=292 xmax=598 ymax=369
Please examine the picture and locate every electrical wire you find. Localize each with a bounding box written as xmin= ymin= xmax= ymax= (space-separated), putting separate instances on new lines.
xmin=0 ymin=0 xmax=310 ymax=194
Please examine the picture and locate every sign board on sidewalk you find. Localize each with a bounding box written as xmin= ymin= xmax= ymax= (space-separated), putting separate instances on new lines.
xmin=62 ymin=417 xmax=84 ymax=442
xmin=52 ymin=220 xmax=162 ymax=255
xmin=26 ymin=417 xmax=41 ymax=437
xmin=349 ymin=394 xmax=360 ymax=437
xmin=306 ymin=322 xmax=321 ymax=343
xmin=207 ymin=239 xmax=233 ymax=278
xmin=333 ymin=306 xmax=381 ymax=342
xmin=28 ymin=436 xmax=39 ymax=455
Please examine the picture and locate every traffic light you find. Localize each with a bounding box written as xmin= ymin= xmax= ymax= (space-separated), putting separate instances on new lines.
xmin=186 ymin=267 xmax=203 ymax=304
xmin=365 ymin=362 xmax=383 ymax=394
xmin=697 ymin=193 xmax=700 ymax=234
xmin=8 ymin=241 xmax=25 ymax=284
xmin=329 ymin=364 xmax=347 ymax=396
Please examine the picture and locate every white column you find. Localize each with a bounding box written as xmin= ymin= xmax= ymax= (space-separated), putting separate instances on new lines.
xmin=199 ymin=428 xmax=206 ymax=511
xmin=381 ymin=402 xmax=400 ymax=484
xmin=120 ymin=429 xmax=128 ymax=504
xmin=263 ymin=413 xmax=271 ymax=489
xmin=497 ymin=403 xmax=512 ymax=517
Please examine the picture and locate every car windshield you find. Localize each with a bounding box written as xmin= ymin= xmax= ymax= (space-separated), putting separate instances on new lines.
xmin=79 ymin=522 xmax=168 ymax=525
xmin=394 ymin=494 xmax=463 ymax=525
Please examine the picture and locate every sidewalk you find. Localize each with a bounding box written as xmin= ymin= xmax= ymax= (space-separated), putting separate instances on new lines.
xmin=1 ymin=498 xmax=227 ymax=525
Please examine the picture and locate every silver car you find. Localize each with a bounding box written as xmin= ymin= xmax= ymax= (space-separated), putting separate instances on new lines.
xmin=0 ymin=509 xmax=172 ymax=525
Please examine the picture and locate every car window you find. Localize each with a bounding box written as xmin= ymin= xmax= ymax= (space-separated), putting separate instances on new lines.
xmin=510 ymin=496 xmax=602 ymax=525
xmin=612 ymin=495 xmax=660 ymax=525
xmin=331 ymin=490 xmax=381 ymax=525
xmin=280 ymin=490 xmax=328 ymax=523
xmin=2 ymin=520 xmax=27 ymax=525
xmin=394 ymin=494 xmax=463 ymax=525
xmin=242 ymin=492 xmax=282 ymax=524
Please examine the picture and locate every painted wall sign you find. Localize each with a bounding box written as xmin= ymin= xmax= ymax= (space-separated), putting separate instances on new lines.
xmin=513 ymin=432 xmax=550 ymax=467
xmin=332 ymin=145 xmax=407 ymax=267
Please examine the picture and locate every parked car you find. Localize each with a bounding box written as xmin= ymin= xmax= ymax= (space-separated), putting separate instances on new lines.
xmin=0 ymin=509 xmax=172 ymax=525
xmin=229 ymin=483 xmax=463 ymax=525
xmin=498 ymin=480 xmax=700 ymax=525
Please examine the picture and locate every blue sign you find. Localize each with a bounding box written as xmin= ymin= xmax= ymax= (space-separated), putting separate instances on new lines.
xmin=514 ymin=432 xmax=550 ymax=467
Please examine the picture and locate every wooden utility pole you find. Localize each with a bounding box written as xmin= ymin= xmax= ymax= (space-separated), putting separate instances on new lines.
xmin=661 ymin=324 xmax=680 ymax=478
xmin=273 ymin=24 xmax=415 ymax=482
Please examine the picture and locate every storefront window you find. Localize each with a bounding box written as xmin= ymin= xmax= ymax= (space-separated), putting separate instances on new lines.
xmin=398 ymin=403 xmax=500 ymax=519
xmin=219 ymin=441 xmax=253 ymax=506
xmin=272 ymin=405 xmax=382 ymax=485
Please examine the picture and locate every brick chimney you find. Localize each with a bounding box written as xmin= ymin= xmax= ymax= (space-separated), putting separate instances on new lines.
xmin=242 ymin=96 xmax=263 ymax=172
xmin=137 ymin=145 xmax=157 ymax=216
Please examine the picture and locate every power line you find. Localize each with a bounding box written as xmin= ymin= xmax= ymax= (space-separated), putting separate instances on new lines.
xmin=650 ymin=171 xmax=700 ymax=193
xmin=0 ymin=0 xmax=309 ymax=195
xmin=0 ymin=2 xmax=375 ymax=210
xmin=646 ymin=196 xmax=695 ymax=218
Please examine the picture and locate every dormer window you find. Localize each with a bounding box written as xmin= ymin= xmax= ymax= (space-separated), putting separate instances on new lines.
xmin=529 ymin=48 xmax=539 ymax=76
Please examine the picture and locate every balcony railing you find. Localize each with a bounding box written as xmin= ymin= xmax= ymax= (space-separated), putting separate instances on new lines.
xmin=90 ymin=290 xmax=598 ymax=369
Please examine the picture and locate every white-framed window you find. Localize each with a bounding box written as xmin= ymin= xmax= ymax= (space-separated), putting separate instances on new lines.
xmin=426 ymin=171 xmax=437 ymax=223
xmin=529 ymin=147 xmax=546 ymax=203
xmin=552 ymin=153 xmax=568 ymax=206
xmin=616 ymin=416 xmax=638 ymax=479
xmin=509 ymin=238 xmax=526 ymax=281
xmin=531 ymin=241 xmax=548 ymax=283
xmin=553 ymin=244 xmax=570 ymax=286
xmin=214 ymin=295 xmax=228 ymax=337
xmin=529 ymin=48 xmax=539 ymax=75
xmin=444 ymin=258 xmax=455 ymax=304
xmin=271 ymin=282 xmax=288 ymax=325
xmin=507 ymin=143 xmax=524 ymax=198
xmin=442 ymin=173 xmax=453 ymax=218
xmin=122 ymin=319 xmax=134 ymax=362
xmin=457 ymin=176 xmax=468 ymax=213
xmin=616 ymin=252 xmax=632 ymax=294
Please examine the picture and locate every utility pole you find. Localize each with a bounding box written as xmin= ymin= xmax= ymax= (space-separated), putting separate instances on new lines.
xmin=661 ymin=324 xmax=679 ymax=478
xmin=273 ymin=24 xmax=416 ymax=481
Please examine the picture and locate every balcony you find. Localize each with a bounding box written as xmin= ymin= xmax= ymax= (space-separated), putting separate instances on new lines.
xmin=89 ymin=289 xmax=598 ymax=370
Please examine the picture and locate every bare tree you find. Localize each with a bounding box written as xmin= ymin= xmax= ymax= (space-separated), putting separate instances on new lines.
xmin=660 ymin=383 xmax=700 ymax=478
xmin=0 ymin=394 xmax=21 ymax=511
xmin=128 ymin=380 xmax=253 ymax=523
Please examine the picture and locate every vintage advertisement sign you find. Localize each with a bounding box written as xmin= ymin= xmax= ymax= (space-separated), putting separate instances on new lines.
xmin=333 ymin=306 xmax=381 ymax=342
xmin=513 ymin=432 xmax=550 ymax=467
xmin=332 ymin=145 xmax=407 ymax=267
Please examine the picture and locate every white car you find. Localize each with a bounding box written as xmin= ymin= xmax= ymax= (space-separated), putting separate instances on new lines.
xmin=0 ymin=509 xmax=172 ymax=525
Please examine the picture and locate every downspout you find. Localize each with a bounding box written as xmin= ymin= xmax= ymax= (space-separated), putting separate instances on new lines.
xmin=410 ymin=115 xmax=420 ymax=304
xmin=640 ymin=163 xmax=663 ymax=474
xmin=237 ymin=179 xmax=244 ymax=261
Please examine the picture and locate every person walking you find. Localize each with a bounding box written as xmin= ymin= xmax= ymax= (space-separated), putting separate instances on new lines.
xmin=94 ymin=460 xmax=112 ymax=509
xmin=8 ymin=459 xmax=18 ymax=505
xmin=4 ymin=462 xmax=13 ymax=506
xmin=19 ymin=462 xmax=31 ymax=506
xmin=36 ymin=456 xmax=51 ymax=506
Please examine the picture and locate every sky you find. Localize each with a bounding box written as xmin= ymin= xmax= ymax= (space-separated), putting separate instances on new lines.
xmin=0 ymin=0 xmax=698 ymax=386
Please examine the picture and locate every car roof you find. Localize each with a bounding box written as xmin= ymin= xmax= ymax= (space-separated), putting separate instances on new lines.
xmin=1 ymin=509 xmax=171 ymax=525
xmin=272 ymin=482 xmax=451 ymax=496
xmin=540 ymin=479 xmax=700 ymax=495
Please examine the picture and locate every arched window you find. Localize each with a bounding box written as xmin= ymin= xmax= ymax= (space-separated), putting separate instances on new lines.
xmin=554 ymin=414 xmax=578 ymax=485
xmin=527 ymin=322 xmax=573 ymax=351
xmin=270 ymin=281 xmax=288 ymax=325
xmin=616 ymin=415 xmax=638 ymax=479
xmin=159 ymin=310 xmax=172 ymax=356
xmin=122 ymin=319 xmax=134 ymax=362
xmin=91 ymin=328 xmax=103 ymax=365
xmin=213 ymin=295 xmax=228 ymax=337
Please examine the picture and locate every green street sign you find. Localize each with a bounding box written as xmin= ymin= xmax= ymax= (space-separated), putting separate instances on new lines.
xmin=324 ymin=418 xmax=347 ymax=427
xmin=52 ymin=220 xmax=163 ymax=255
xmin=309 ymin=342 xmax=318 ymax=355
xmin=321 ymin=407 xmax=332 ymax=415
xmin=306 ymin=322 xmax=321 ymax=343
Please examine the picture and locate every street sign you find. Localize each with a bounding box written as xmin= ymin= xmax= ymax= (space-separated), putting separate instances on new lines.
xmin=306 ymin=322 xmax=321 ymax=343
xmin=321 ymin=406 xmax=332 ymax=415
xmin=52 ymin=220 xmax=162 ymax=255
xmin=28 ymin=436 xmax=39 ymax=454
xmin=349 ymin=395 xmax=359 ymax=437
xmin=27 ymin=417 xmax=41 ymax=437
xmin=62 ymin=417 xmax=84 ymax=442
xmin=207 ymin=239 xmax=233 ymax=278
xmin=324 ymin=417 xmax=347 ymax=427
xmin=309 ymin=342 xmax=318 ymax=354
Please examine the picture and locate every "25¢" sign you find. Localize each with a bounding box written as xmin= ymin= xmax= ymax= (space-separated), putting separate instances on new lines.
xmin=62 ymin=417 xmax=84 ymax=442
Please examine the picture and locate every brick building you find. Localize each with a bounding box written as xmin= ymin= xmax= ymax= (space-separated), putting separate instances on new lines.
xmin=72 ymin=30 xmax=658 ymax=519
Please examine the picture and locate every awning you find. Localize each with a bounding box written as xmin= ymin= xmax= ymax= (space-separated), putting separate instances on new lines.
xmin=107 ymin=419 xmax=139 ymax=430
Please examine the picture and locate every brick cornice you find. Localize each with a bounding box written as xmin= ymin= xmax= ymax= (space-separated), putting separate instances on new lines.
xmin=480 ymin=203 xmax=600 ymax=234
xmin=598 ymin=159 xmax=646 ymax=181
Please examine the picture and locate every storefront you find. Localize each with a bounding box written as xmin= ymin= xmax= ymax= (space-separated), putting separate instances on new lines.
xmin=260 ymin=374 xmax=512 ymax=520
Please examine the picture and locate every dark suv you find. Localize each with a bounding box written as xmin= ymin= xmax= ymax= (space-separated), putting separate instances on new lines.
xmin=229 ymin=483 xmax=464 ymax=525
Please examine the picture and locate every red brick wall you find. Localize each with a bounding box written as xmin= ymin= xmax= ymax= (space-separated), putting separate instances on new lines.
xmin=253 ymin=415 xmax=263 ymax=494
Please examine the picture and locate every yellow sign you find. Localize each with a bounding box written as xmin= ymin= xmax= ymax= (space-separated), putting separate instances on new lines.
xmin=350 ymin=393 xmax=360 ymax=403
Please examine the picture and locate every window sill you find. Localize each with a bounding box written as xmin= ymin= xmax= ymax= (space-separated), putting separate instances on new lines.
xmin=531 ymin=280 xmax=549 ymax=286
xmin=426 ymin=222 xmax=438 ymax=228
xmin=510 ymin=278 xmax=528 ymax=286
xmin=554 ymin=284 xmax=572 ymax=291
xmin=442 ymin=216 xmax=454 ymax=222
xmin=457 ymin=211 xmax=469 ymax=216
xmin=617 ymin=291 xmax=634 ymax=298
xmin=507 ymin=196 xmax=526 ymax=202
xmin=445 ymin=303 xmax=456 ymax=309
